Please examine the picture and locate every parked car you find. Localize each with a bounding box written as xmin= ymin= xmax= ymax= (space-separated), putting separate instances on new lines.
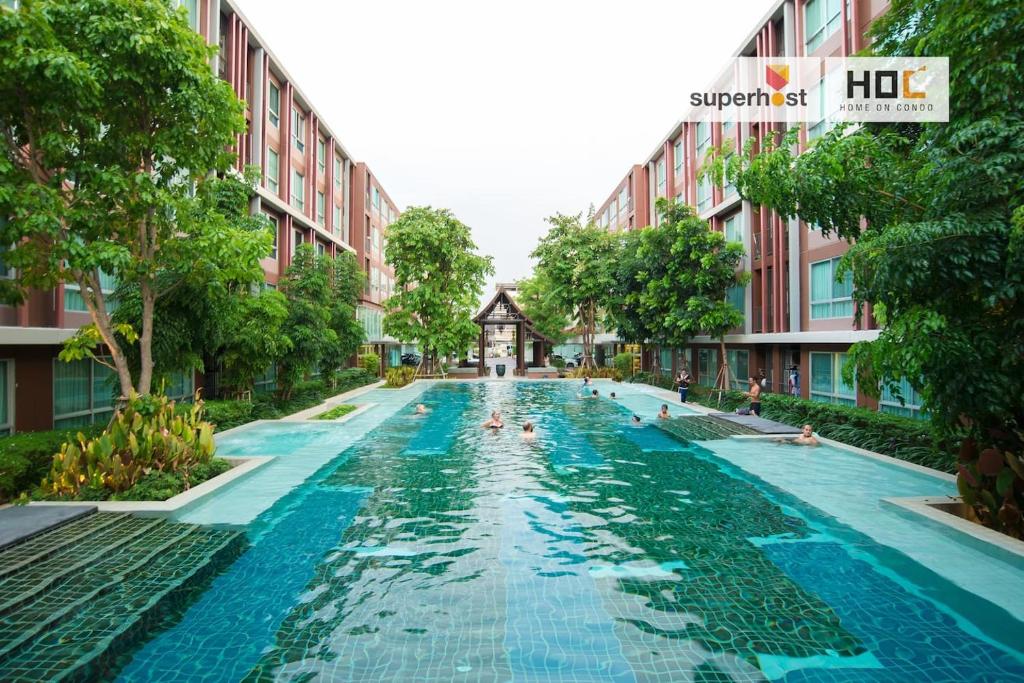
xmin=401 ymin=353 xmax=421 ymax=367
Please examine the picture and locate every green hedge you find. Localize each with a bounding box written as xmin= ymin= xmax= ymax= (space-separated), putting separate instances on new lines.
xmin=685 ymin=384 xmax=953 ymax=473
xmin=0 ymin=425 xmax=105 ymax=504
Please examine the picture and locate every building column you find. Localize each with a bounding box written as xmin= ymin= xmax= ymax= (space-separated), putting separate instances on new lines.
xmin=249 ymin=46 xmax=265 ymax=216
xmin=478 ymin=329 xmax=486 ymax=377
xmin=516 ymin=322 xmax=526 ymax=375
xmin=533 ymin=338 xmax=544 ymax=367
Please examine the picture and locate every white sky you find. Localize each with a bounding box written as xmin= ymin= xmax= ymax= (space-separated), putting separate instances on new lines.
xmin=235 ymin=0 xmax=778 ymax=292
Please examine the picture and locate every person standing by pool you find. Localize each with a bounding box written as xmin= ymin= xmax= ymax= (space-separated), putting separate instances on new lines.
xmin=788 ymin=366 xmax=800 ymax=397
xmin=677 ymin=369 xmax=691 ymax=403
xmin=482 ymin=410 xmax=504 ymax=429
xmin=745 ymin=377 xmax=762 ymax=416
xmin=657 ymin=404 xmax=670 ymax=420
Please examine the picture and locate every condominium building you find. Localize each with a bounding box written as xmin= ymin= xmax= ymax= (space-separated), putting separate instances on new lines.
xmin=0 ymin=0 xmax=403 ymax=432
xmin=594 ymin=0 xmax=921 ymax=416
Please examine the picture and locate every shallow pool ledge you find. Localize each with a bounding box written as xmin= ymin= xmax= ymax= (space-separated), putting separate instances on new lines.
xmin=882 ymin=496 xmax=1024 ymax=563
xmin=28 ymin=455 xmax=273 ymax=518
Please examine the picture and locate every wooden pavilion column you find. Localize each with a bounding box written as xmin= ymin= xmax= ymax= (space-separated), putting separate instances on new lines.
xmin=532 ymin=337 xmax=544 ymax=366
xmin=478 ymin=328 xmax=486 ymax=377
xmin=516 ymin=321 xmax=526 ymax=375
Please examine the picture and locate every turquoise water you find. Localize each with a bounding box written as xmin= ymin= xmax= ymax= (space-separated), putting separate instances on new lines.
xmin=116 ymin=381 xmax=1024 ymax=681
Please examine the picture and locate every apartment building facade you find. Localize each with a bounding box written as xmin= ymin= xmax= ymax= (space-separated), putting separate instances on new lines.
xmin=594 ymin=0 xmax=921 ymax=417
xmin=0 ymin=0 xmax=403 ymax=432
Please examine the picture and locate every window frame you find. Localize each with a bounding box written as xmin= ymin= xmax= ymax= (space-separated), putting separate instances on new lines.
xmin=809 ymin=351 xmax=857 ymax=406
xmin=809 ymin=256 xmax=854 ymax=320
xmin=266 ymin=147 xmax=280 ymax=193
xmin=52 ymin=356 xmax=116 ymax=429
xmin=290 ymin=169 xmax=305 ymax=211
xmin=291 ymin=109 xmax=306 ymax=153
xmin=268 ymin=81 xmax=280 ymax=128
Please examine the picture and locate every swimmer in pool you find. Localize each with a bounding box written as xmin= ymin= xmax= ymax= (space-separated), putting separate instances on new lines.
xmin=657 ymin=404 xmax=670 ymax=419
xmin=775 ymin=424 xmax=819 ymax=447
xmin=610 ymin=392 xmax=618 ymax=399
xmin=521 ymin=421 xmax=536 ymax=440
xmin=414 ymin=404 xmax=427 ymax=415
xmin=630 ymin=414 xmax=642 ymax=426
xmin=482 ymin=410 xmax=504 ymax=429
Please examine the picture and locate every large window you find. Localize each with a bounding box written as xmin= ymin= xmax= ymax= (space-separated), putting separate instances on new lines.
xmin=0 ymin=359 xmax=11 ymax=435
xmin=656 ymin=158 xmax=666 ymax=197
xmin=810 ymin=257 xmax=854 ymax=319
xmin=726 ymin=284 xmax=745 ymax=317
xmin=254 ymin=365 xmax=276 ymax=393
xmin=0 ymin=241 xmax=16 ymax=279
xmin=262 ymin=212 xmax=278 ymax=259
xmin=53 ymin=357 xmax=116 ymax=429
xmin=372 ymin=186 xmax=381 ymax=212
xmin=176 ymin=0 xmax=198 ymax=30
xmin=334 ymin=156 xmax=343 ymax=190
xmin=810 ymin=351 xmax=856 ymax=406
xmin=804 ymin=0 xmax=844 ymax=53
xmin=165 ymin=369 xmax=195 ymax=402
xmin=268 ymin=82 xmax=280 ymax=128
xmin=357 ymin=305 xmax=384 ymax=342
xmin=698 ymin=348 xmax=719 ymax=388
xmin=696 ymin=120 xmax=711 ymax=157
xmin=332 ymin=204 xmax=341 ymax=237
xmin=316 ymin=191 xmax=326 ymax=226
xmin=291 ymin=109 xmax=305 ymax=153
xmin=673 ymin=141 xmax=683 ymax=178
xmin=65 ymin=270 xmax=116 ymax=312
xmin=266 ymin=148 xmax=279 ymax=193
xmin=724 ymin=212 xmax=743 ymax=243
xmin=290 ymin=170 xmax=304 ymax=211
xmin=317 ymin=139 xmax=326 ymax=175
xmin=726 ymin=349 xmax=750 ymax=390
xmin=618 ymin=187 xmax=628 ymax=215
xmin=697 ymin=176 xmax=712 ymax=212
xmin=880 ymin=376 xmax=926 ymax=419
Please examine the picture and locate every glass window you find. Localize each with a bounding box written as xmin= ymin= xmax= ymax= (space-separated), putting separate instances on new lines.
xmin=334 ymin=156 xmax=343 ymax=190
xmin=262 ymin=212 xmax=278 ymax=259
xmin=656 ymin=158 xmax=666 ymax=197
xmin=291 ymin=170 xmax=304 ymax=211
xmin=372 ymin=187 xmax=381 ymax=211
xmin=726 ymin=284 xmax=745 ymax=316
xmin=332 ymin=204 xmax=341 ymax=236
xmin=291 ymin=109 xmax=305 ymax=153
xmin=618 ymin=188 xmax=628 ymax=215
xmin=805 ymin=0 xmax=844 ymax=53
xmin=810 ymin=257 xmax=854 ymax=319
xmin=268 ymin=82 xmax=280 ymax=128
xmin=724 ymin=213 xmax=743 ymax=243
xmin=673 ymin=141 xmax=683 ymax=177
xmin=697 ymin=175 xmax=712 ymax=212
xmin=0 ymin=241 xmax=16 ymax=279
xmin=166 ymin=369 xmax=195 ymax=401
xmin=65 ymin=270 xmax=117 ymax=313
xmin=810 ymin=351 xmax=856 ymax=406
xmin=266 ymin=148 xmax=279 ymax=193
xmin=0 ymin=360 xmax=10 ymax=436
xmin=880 ymin=376 xmax=926 ymax=419
xmin=317 ymin=191 xmax=326 ymax=226
xmin=254 ymin=364 xmax=276 ymax=393
xmin=293 ymin=229 xmax=303 ymax=253
xmin=726 ymin=349 xmax=750 ymax=390
xmin=316 ymin=242 xmax=326 ymax=257
xmin=317 ymin=139 xmax=326 ymax=174
xmin=696 ymin=120 xmax=711 ymax=157
xmin=53 ymin=357 xmax=115 ymax=429
xmin=698 ymin=348 xmax=719 ymax=388
xmin=177 ymin=0 xmax=199 ymax=30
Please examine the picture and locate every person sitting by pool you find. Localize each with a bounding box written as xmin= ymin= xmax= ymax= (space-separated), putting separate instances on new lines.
xmin=414 ymin=404 xmax=428 ymax=415
xmin=630 ymin=414 xmax=642 ymax=426
xmin=482 ymin=410 xmax=504 ymax=429
xmin=657 ymin=404 xmax=670 ymax=420
xmin=791 ymin=424 xmax=819 ymax=447
xmin=521 ymin=421 xmax=536 ymax=440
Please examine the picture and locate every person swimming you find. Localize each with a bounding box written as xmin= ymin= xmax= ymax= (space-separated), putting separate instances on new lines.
xmin=415 ymin=404 xmax=427 ymax=415
xmin=610 ymin=392 xmax=618 ymax=399
xmin=657 ymin=404 xmax=670 ymax=419
xmin=775 ymin=424 xmax=819 ymax=447
xmin=521 ymin=421 xmax=536 ymax=440
xmin=482 ymin=410 xmax=504 ymax=429
xmin=630 ymin=414 xmax=642 ymax=425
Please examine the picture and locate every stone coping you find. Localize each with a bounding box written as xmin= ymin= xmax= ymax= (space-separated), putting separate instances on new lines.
xmin=882 ymin=496 xmax=1024 ymax=562
xmin=0 ymin=504 xmax=97 ymax=551
xmin=27 ymin=455 xmax=273 ymax=518
xmin=280 ymin=380 xmax=384 ymax=421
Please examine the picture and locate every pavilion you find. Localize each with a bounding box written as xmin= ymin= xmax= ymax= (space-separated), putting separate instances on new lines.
xmin=473 ymin=286 xmax=554 ymax=376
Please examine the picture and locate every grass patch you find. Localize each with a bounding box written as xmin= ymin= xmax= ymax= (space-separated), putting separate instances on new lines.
xmin=314 ymin=404 xmax=358 ymax=420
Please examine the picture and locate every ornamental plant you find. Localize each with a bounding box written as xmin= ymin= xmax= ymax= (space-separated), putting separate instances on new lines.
xmin=41 ymin=393 xmax=215 ymax=498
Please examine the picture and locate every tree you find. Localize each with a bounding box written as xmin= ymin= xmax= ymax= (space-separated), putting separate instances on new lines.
xmin=718 ymin=0 xmax=1024 ymax=535
xmin=613 ymin=199 xmax=747 ymax=390
xmin=220 ymin=290 xmax=292 ymax=396
xmin=516 ymin=271 xmax=570 ymax=346
xmin=0 ymin=0 xmax=261 ymax=401
xmin=530 ymin=214 xmax=619 ymax=369
xmin=383 ymin=207 xmax=494 ymax=374
xmin=278 ymin=245 xmax=334 ymax=400
xmin=322 ymin=251 xmax=366 ymax=387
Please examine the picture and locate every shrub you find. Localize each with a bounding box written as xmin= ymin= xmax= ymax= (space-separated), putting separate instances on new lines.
xmin=567 ymin=367 xmax=622 ymax=381
xmin=629 ymin=371 xmax=674 ymax=391
xmin=360 ymin=352 xmax=380 ymax=377
xmin=314 ymin=404 xmax=357 ymax=420
xmin=613 ymin=353 xmax=634 ymax=378
xmin=39 ymin=393 xmax=216 ymax=499
xmin=202 ymin=400 xmax=254 ymax=433
xmin=550 ymin=355 xmax=566 ymax=369
xmin=109 ymin=458 xmax=232 ymax=501
xmin=0 ymin=425 xmax=105 ymax=503
xmin=385 ymin=366 xmax=416 ymax=388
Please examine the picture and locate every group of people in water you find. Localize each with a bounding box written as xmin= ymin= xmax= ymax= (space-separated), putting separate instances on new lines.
xmin=412 ymin=373 xmax=818 ymax=447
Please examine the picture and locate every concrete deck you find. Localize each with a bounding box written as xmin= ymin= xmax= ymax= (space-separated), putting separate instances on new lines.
xmin=708 ymin=412 xmax=803 ymax=435
xmin=0 ymin=504 xmax=97 ymax=551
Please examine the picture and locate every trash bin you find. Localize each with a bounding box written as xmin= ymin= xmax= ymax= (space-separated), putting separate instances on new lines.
xmin=495 ymin=364 xmax=506 ymax=377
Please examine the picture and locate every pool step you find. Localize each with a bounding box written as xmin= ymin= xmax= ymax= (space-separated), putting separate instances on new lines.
xmin=0 ymin=513 xmax=246 ymax=682
xmin=656 ymin=415 xmax=759 ymax=441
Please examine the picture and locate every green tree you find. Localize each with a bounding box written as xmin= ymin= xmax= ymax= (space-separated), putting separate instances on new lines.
xmin=530 ymin=214 xmax=619 ymax=369
xmin=516 ymin=271 xmax=570 ymax=346
xmin=220 ymin=290 xmax=292 ymax=396
xmin=322 ymin=251 xmax=366 ymax=387
xmin=614 ymin=199 xmax=747 ymax=389
xmin=0 ymin=0 xmax=260 ymax=400
xmin=278 ymin=245 xmax=334 ymax=399
xmin=718 ymin=0 xmax=1024 ymax=535
xmin=383 ymin=207 xmax=494 ymax=374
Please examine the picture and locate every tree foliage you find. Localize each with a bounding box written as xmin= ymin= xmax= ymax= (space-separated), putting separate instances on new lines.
xmin=278 ymin=245 xmax=334 ymax=400
xmin=719 ymin=0 xmax=1024 ymax=535
xmin=383 ymin=207 xmax=493 ymax=372
xmin=0 ymin=0 xmax=262 ymax=399
xmin=612 ymin=199 xmax=748 ymax=385
xmin=516 ymin=271 xmax=570 ymax=346
xmin=322 ymin=251 xmax=366 ymax=387
xmin=530 ymin=214 xmax=619 ymax=368
xmin=219 ymin=290 xmax=292 ymax=396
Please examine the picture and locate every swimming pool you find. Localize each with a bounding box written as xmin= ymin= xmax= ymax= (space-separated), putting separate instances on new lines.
xmin=115 ymin=381 xmax=1024 ymax=681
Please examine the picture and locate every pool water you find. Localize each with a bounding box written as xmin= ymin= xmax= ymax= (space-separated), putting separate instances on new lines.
xmin=117 ymin=381 xmax=1024 ymax=681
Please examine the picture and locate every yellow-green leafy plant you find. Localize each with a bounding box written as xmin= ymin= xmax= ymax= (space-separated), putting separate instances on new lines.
xmin=42 ymin=391 xmax=215 ymax=498
xmin=385 ymin=366 xmax=416 ymax=388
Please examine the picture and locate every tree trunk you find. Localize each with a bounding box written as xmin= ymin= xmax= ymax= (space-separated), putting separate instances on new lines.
xmin=79 ymin=271 xmax=135 ymax=401
xmin=138 ymin=278 xmax=155 ymax=395
xmin=717 ymin=338 xmax=730 ymax=407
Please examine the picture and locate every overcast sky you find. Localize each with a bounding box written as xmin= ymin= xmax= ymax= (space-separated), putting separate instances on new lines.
xmin=235 ymin=0 xmax=777 ymax=292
